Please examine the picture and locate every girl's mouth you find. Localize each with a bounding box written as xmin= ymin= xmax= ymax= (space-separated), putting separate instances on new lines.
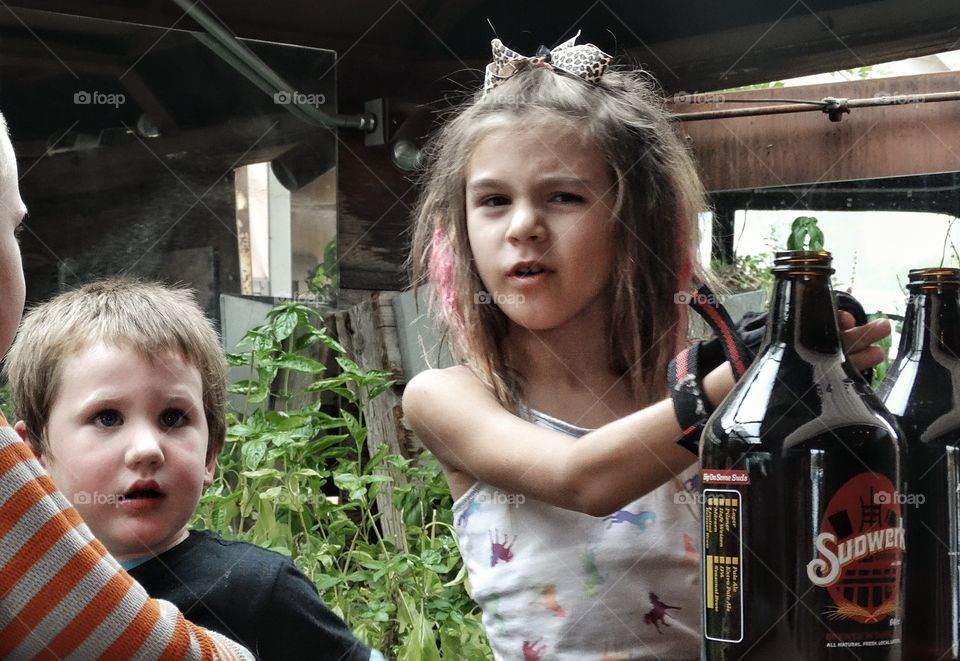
xmin=510 ymin=262 xmax=548 ymax=277
xmin=515 ymin=266 xmax=545 ymax=277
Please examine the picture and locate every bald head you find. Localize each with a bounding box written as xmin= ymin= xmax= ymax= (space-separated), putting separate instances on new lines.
xmin=0 ymin=109 xmax=27 ymax=356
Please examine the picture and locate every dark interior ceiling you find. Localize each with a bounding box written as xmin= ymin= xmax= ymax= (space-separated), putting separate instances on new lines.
xmin=2 ymin=1 xmax=959 ymax=294
xmin=6 ymin=0 xmax=960 ymax=87
xmin=4 ymin=0 xmax=960 ymax=137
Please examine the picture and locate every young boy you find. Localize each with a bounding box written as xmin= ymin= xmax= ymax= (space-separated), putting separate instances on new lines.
xmin=5 ymin=279 xmax=379 ymax=661
xmin=0 ymin=110 xmax=251 ymax=659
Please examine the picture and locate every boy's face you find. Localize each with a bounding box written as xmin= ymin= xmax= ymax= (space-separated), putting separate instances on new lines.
xmin=0 ymin=130 xmax=27 ymax=357
xmin=38 ymin=341 xmax=215 ymax=561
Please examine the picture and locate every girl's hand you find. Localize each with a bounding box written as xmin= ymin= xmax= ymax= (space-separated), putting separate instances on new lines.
xmin=839 ymin=311 xmax=891 ymax=373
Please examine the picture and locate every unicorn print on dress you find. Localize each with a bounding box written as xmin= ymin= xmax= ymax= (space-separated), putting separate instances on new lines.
xmin=683 ymin=532 xmax=697 ymax=562
xmin=457 ymin=497 xmax=481 ymax=528
xmin=603 ymin=509 xmax=656 ymax=530
xmin=644 ymin=592 xmax=681 ymax=633
xmin=531 ymin=583 xmax=566 ymax=617
xmin=489 ymin=528 xmax=517 ymax=566
xmin=522 ymin=639 xmax=546 ymax=660
xmin=581 ymin=547 xmax=606 ymax=596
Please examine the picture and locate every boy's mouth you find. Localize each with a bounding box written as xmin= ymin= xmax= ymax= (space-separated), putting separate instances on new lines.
xmin=122 ymin=481 xmax=164 ymax=501
xmin=123 ymin=489 xmax=162 ymax=500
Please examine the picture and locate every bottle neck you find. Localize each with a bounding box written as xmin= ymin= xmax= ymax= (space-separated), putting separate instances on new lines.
xmin=767 ymin=272 xmax=841 ymax=353
xmin=898 ymin=286 xmax=960 ymax=358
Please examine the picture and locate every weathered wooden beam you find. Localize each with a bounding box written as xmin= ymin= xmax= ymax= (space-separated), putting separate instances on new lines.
xmin=673 ymin=71 xmax=960 ymax=192
xmin=332 ymin=292 xmax=415 ymax=547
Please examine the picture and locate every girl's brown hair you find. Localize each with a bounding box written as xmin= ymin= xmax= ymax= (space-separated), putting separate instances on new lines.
xmin=410 ymin=66 xmax=707 ymax=411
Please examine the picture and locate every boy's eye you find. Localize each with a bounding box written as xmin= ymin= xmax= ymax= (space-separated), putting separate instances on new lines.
xmin=95 ymin=410 xmax=122 ymax=428
xmin=14 ymin=222 xmax=25 ymax=241
xmin=160 ymin=409 xmax=187 ymax=428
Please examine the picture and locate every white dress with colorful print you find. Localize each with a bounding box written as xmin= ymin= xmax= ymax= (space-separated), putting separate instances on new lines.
xmin=453 ymin=409 xmax=701 ymax=661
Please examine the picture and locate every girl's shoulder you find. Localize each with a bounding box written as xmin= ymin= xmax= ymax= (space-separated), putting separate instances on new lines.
xmin=402 ymin=363 xmax=515 ymax=448
xmin=403 ymin=364 xmax=494 ymax=419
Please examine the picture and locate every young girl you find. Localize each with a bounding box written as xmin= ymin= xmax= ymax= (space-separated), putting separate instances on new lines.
xmin=402 ymin=35 xmax=889 ymax=660
xmin=0 ymin=111 xmax=251 ymax=659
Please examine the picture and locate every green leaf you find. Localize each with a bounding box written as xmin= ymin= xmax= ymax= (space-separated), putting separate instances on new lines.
xmin=275 ymin=354 xmax=327 ymax=374
xmin=272 ymin=309 xmax=300 ymax=341
xmin=264 ymin=411 xmax=311 ymax=430
xmin=788 ymin=216 xmax=825 ymax=251
xmin=397 ymin=592 xmax=441 ymax=661
xmin=260 ymin=486 xmax=283 ymax=501
xmin=319 ymin=333 xmax=348 ymax=354
xmin=241 ymin=439 xmax=267 ymax=469
xmin=240 ymin=468 xmax=281 ymax=478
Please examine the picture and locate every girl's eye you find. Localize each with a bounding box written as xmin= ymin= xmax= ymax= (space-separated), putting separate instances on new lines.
xmin=160 ymin=409 xmax=187 ymax=428
xmin=551 ymin=192 xmax=584 ymax=204
xmin=480 ymin=195 xmax=510 ymax=207
xmin=94 ymin=410 xmax=122 ymax=428
xmin=14 ymin=222 xmax=25 ymax=241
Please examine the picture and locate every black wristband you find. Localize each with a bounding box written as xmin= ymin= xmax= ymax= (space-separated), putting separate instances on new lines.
xmin=669 ymin=285 xmax=757 ymax=454
xmin=668 ymin=344 xmax=716 ymax=455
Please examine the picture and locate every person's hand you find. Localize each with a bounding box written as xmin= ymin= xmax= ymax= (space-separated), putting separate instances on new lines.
xmin=839 ymin=311 xmax=890 ymax=373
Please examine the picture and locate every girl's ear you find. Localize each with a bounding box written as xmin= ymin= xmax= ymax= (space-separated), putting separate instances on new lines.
xmin=13 ymin=420 xmax=46 ymax=466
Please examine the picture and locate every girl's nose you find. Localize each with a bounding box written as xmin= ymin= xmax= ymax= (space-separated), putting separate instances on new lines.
xmin=125 ymin=426 xmax=164 ymax=469
xmin=505 ymin=201 xmax=545 ymax=243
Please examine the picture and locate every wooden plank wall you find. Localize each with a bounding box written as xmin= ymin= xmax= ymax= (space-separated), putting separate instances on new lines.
xmin=672 ymin=71 xmax=960 ymax=192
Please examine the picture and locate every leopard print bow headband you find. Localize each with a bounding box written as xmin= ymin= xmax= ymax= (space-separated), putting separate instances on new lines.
xmin=483 ymin=30 xmax=613 ymax=94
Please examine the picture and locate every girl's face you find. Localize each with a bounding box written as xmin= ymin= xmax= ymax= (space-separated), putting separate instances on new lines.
xmin=0 ymin=131 xmax=27 ymax=357
xmin=464 ymin=120 xmax=618 ymax=334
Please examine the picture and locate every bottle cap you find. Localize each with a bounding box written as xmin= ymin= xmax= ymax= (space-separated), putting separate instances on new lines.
xmin=773 ymin=250 xmax=834 ymax=274
xmin=907 ymin=267 xmax=960 ymax=290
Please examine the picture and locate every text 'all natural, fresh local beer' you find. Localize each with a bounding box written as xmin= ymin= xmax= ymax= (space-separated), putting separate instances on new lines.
xmin=878 ymin=267 xmax=960 ymax=660
xmin=700 ymin=250 xmax=905 ymax=660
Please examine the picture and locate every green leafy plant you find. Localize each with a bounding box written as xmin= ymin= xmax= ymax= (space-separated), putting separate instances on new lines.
xmin=306 ymin=240 xmax=339 ymax=302
xmin=193 ymin=303 xmax=490 ymax=659
xmin=711 ymin=252 xmax=774 ymax=293
xmin=0 ymin=382 xmax=12 ymax=422
xmin=868 ymin=311 xmax=899 ymax=390
xmin=787 ymin=216 xmax=825 ymax=251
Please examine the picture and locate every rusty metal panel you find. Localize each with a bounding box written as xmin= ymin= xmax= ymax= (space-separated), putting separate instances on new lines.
xmin=672 ymin=71 xmax=960 ymax=192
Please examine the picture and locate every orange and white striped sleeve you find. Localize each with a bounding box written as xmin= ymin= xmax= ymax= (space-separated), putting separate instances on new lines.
xmin=0 ymin=417 xmax=252 ymax=660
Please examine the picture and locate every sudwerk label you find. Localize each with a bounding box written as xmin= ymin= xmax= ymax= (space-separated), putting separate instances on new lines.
xmin=805 ymin=472 xmax=904 ymax=648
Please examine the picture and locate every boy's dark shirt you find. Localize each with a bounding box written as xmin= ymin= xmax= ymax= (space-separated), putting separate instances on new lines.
xmin=129 ymin=530 xmax=371 ymax=661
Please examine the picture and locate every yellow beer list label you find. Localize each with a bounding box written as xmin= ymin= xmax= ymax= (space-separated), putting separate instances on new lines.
xmin=703 ymin=489 xmax=743 ymax=643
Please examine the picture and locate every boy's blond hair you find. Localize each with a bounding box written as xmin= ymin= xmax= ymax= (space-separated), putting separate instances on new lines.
xmin=4 ymin=278 xmax=227 ymax=459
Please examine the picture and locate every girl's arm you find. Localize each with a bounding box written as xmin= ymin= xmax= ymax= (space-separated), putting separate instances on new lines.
xmin=404 ymin=363 xmax=733 ymax=517
xmin=0 ymin=425 xmax=252 ymax=660
xmin=404 ymin=319 xmax=889 ymax=517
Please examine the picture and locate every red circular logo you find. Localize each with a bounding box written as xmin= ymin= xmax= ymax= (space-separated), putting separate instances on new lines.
xmin=806 ymin=472 xmax=904 ymax=624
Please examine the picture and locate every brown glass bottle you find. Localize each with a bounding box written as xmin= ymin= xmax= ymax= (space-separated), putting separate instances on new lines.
xmin=877 ymin=267 xmax=960 ymax=660
xmin=701 ymin=251 xmax=905 ymax=660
